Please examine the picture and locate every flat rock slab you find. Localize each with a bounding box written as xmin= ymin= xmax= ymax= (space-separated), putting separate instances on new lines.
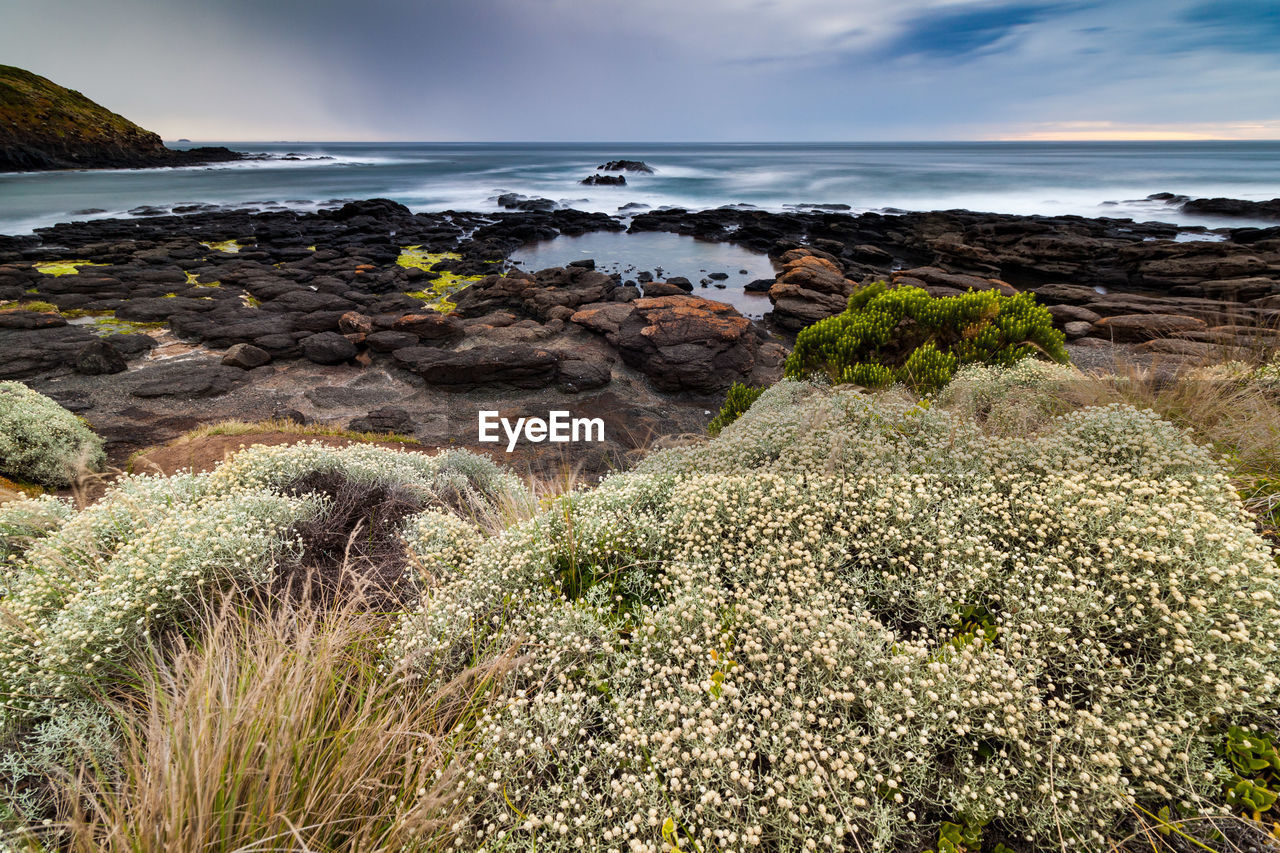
xmin=130 ymin=363 xmax=248 ymax=398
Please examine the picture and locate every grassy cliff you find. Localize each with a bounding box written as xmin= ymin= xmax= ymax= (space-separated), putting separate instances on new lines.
xmin=0 ymin=65 xmax=240 ymax=171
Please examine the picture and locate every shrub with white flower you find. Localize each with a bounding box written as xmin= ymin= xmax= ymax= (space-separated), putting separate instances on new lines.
xmin=389 ymin=379 xmax=1280 ymax=852
xmin=0 ymin=442 xmax=528 ymax=732
xmin=0 ymin=381 xmax=105 ymax=487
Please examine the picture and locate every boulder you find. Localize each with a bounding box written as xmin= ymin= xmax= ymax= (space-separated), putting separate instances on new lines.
xmin=392 ymin=312 xmax=464 ymax=343
xmin=222 ymin=343 xmax=272 ymax=369
xmin=1048 ymin=304 xmax=1101 ymax=325
xmin=597 ymin=160 xmax=654 ymax=173
xmin=74 ymin=339 xmax=127 ymax=375
xmin=1063 ymin=321 xmax=1094 ymax=339
xmin=103 ymin=333 xmax=156 ymax=355
xmin=615 ymin=295 xmax=758 ymax=393
xmin=301 ymin=331 xmax=358 ymax=365
xmin=767 ymin=249 xmax=859 ymax=331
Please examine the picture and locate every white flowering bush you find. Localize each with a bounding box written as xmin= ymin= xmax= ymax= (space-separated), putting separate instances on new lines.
xmin=403 ymin=509 xmax=486 ymax=586
xmin=0 ymin=442 xmax=527 ymax=730
xmin=0 ymin=494 xmax=73 ymax=565
xmin=388 ymin=379 xmax=1280 ymax=851
xmin=0 ymin=381 xmax=105 ymax=487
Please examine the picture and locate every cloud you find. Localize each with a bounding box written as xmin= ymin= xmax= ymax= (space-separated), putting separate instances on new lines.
xmin=1180 ymin=0 xmax=1280 ymax=53
xmin=882 ymin=1 xmax=1074 ymax=59
xmin=0 ymin=0 xmax=1277 ymax=141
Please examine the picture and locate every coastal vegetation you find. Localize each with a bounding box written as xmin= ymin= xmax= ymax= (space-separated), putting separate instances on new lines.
xmin=1 ymin=357 xmax=1279 ymax=851
xmin=784 ymin=282 xmax=1068 ymax=393
xmin=0 ymin=382 xmax=104 ymax=488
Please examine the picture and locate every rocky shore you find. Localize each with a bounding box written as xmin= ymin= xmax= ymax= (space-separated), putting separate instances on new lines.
xmin=2 ymin=198 xmax=1278 ymax=471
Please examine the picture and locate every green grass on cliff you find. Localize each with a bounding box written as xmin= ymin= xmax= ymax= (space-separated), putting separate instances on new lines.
xmin=0 ymin=64 xmax=165 ymax=153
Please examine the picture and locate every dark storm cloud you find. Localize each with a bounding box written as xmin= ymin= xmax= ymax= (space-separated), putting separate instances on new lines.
xmin=1 ymin=0 xmax=1278 ymax=140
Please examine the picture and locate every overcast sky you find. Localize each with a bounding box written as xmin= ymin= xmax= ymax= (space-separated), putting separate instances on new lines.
xmin=4 ymin=0 xmax=1278 ymax=141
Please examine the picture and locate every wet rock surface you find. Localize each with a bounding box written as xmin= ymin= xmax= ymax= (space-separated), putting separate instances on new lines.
xmin=4 ymin=197 xmax=1279 ymax=468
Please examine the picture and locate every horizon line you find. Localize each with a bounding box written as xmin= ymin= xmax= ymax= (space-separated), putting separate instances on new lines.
xmin=164 ymin=138 xmax=1280 ymax=145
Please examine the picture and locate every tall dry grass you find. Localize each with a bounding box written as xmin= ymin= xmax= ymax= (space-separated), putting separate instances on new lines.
xmin=50 ymin=582 xmax=504 ymax=853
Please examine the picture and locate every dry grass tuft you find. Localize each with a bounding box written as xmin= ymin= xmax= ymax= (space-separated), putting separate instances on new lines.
xmin=56 ymin=584 xmax=482 ymax=853
xmin=183 ymin=418 xmax=419 ymax=445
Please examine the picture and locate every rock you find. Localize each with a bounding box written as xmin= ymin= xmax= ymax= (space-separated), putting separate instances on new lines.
xmin=569 ymin=302 xmax=635 ymax=342
xmin=349 ymin=406 xmax=414 ymax=435
xmin=892 ymin=267 xmax=1018 ymax=296
xmin=102 ymin=332 xmax=155 ymax=355
xmin=113 ymin=296 xmax=215 ymax=322
xmin=271 ymin=408 xmax=308 ymax=425
xmin=0 ymin=310 xmax=66 ymax=330
xmin=391 ymin=312 xmax=464 ymax=343
xmin=1032 ymin=284 xmax=1102 ymax=305
xmin=330 ymin=198 xmax=412 ymax=221
xmin=1182 ymin=197 xmax=1280 ymax=221
xmin=366 ymin=330 xmax=419 ymax=352
xmin=1063 ymin=321 xmax=1094 ymax=339
xmin=567 ymin=259 xmax=596 ymax=270
xmin=597 ymin=160 xmax=654 ymax=173
xmin=497 ymin=193 xmax=557 ymax=212
xmin=615 ymin=295 xmax=758 ymax=393
xmin=745 ymin=278 xmax=774 ymax=293
xmin=1198 ymin=277 xmax=1275 ymax=301
xmin=665 ymin=277 xmax=694 ymax=292
xmin=453 ymin=267 xmax=618 ymax=321
xmin=777 ymin=253 xmax=854 ymax=294
xmin=222 ymin=343 xmax=272 ymax=369
xmin=766 ymin=249 xmax=861 ymax=331
xmin=556 ymin=358 xmax=612 ymax=393
xmin=1134 ymin=338 xmax=1224 ymax=358
xmin=74 ymin=339 xmax=127 ymax=375
xmin=300 ymin=331 xmax=358 ymax=364
xmin=1091 ymin=314 xmax=1206 ymax=342
xmin=131 ymin=363 xmax=245 ymax=398
xmin=1048 ymin=304 xmax=1102 ymax=325
xmin=393 ymin=344 xmax=561 ymax=390
xmin=581 ymin=174 xmax=626 ymax=186
xmin=44 ymin=390 xmax=93 ymax=412
xmin=642 ymin=281 xmax=689 ymax=297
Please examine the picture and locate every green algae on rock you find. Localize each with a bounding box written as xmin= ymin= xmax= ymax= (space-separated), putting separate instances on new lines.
xmin=397 ymin=246 xmax=493 ymax=313
xmin=33 ymin=261 xmax=106 ymax=277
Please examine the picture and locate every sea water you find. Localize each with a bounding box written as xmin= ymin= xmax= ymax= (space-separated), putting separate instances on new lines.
xmin=3 ymin=141 xmax=1279 ymax=235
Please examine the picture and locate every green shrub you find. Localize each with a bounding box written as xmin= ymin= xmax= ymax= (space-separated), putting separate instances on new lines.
xmin=783 ymin=281 xmax=1068 ymax=393
xmin=389 ymin=377 xmax=1280 ymax=851
xmin=0 ymin=381 xmax=105 ymax=487
xmin=707 ymin=382 xmax=765 ymax=435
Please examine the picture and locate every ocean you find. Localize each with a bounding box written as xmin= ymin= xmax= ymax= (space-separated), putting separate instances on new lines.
xmin=2 ymin=141 xmax=1279 ymax=235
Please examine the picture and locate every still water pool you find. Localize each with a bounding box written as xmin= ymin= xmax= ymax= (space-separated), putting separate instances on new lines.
xmin=509 ymin=231 xmax=778 ymax=318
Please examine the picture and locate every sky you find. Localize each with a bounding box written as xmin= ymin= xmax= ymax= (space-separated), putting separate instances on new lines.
xmin=3 ymin=0 xmax=1278 ymax=142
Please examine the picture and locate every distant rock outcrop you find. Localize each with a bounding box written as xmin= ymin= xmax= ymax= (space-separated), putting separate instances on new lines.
xmin=0 ymin=65 xmax=243 ymax=172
